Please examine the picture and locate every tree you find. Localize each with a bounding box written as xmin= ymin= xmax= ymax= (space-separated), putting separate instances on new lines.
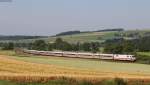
xmin=138 ymin=36 xmax=150 ymax=51
xmin=62 ymin=42 xmax=72 ymax=51
xmin=104 ymin=43 xmax=123 ymax=54
xmin=32 ymin=40 xmax=47 ymax=51
xmin=55 ymin=38 xmax=63 ymax=44
xmin=48 ymin=43 xmax=53 ymax=51
xmin=91 ymin=42 xmax=99 ymax=53
xmin=123 ymin=41 xmax=135 ymax=53
xmin=2 ymin=42 xmax=14 ymax=50
xmin=112 ymin=44 xmax=123 ymax=54
xmin=54 ymin=38 xmax=64 ymax=50
xmin=72 ymin=42 xmax=80 ymax=51
xmin=56 ymin=31 xmax=80 ymax=36
xmin=82 ymin=43 xmax=91 ymax=51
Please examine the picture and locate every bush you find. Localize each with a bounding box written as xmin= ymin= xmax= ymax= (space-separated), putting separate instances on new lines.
xmin=32 ymin=40 xmax=48 ymax=51
xmin=100 ymin=79 xmax=116 ymax=85
xmin=114 ymin=78 xmax=127 ymax=85
xmin=0 ymin=78 xmax=149 ymax=85
xmin=135 ymin=54 xmax=150 ymax=64
xmin=2 ymin=42 xmax=14 ymax=50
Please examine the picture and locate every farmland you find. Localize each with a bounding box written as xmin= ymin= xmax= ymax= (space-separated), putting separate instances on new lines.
xmin=0 ymin=53 xmax=106 ymax=81
xmin=1 ymin=30 xmax=150 ymax=44
xmin=0 ymin=30 xmax=150 ymax=84
xmin=0 ymin=51 xmax=150 ymax=81
xmin=47 ymin=30 xmax=150 ymax=43
xmin=0 ymin=51 xmax=150 ymax=85
xmin=48 ymin=31 xmax=117 ymax=43
xmin=1 ymin=0 xmax=150 ymax=84
xmin=0 ymin=31 xmax=117 ymax=43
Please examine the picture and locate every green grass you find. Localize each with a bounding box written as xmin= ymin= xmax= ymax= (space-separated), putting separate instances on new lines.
xmin=48 ymin=31 xmax=117 ymax=43
xmin=0 ymin=31 xmax=117 ymax=43
xmin=135 ymin=52 xmax=150 ymax=64
xmin=0 ymin=30 xmax=150 ymax=44
xmin=0 ymin=32 xmax=117 ymax=44
xmin=137 ymin=52 xmax=150 ymax=56
xmin=1 ymin=51 xmax=150 ymax=75
xmin=120 ymin=30 xmax=150 ymax=38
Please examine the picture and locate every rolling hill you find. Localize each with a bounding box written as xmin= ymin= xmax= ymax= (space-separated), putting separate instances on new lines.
xmin=0 ymin=31 xmax=119 ymax=43
xmin=0 ymin=29 xmax=150 ymax=44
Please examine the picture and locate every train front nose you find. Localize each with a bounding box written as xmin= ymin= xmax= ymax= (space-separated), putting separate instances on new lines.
xmin=132 ymin=57 xmax=136 ymax=61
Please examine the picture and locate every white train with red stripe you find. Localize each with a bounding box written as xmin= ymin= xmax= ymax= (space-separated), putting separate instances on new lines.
xmin=19 ymin=49 xmax=136 ymax=62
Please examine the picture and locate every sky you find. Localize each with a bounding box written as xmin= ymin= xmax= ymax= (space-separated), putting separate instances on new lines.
xmin=0 ymin=0 xmax=150 ymax=35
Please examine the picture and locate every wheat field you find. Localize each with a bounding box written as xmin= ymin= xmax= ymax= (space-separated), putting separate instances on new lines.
xmin=0 ymin=51 xmax=150 ymax=82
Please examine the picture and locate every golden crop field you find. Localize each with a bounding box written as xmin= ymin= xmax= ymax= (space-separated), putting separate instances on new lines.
xmin=0 ymin=50 xmax=149 ymax=82
xmin=0 ymin=55 xmax=103 ymax=82
xmin=0 ymin=53 xmax=150 ymax=83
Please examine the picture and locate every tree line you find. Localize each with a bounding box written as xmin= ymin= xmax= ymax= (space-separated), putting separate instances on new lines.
xmin=0 ymin=36 xmax=47 ymax=40
xmin=0 ymin=38 xmax=100 ymax=53
xmin=104 ymin=36 xmax=150 ymax=54
xmin=1 ymin=35 xmax=150 ymax=54
xmin=55 ymin=31 xmax=81 ymax=36
xmin=32 ymin=38 xmax=100 ymax=53
xmin=55 ymin=28 xmax=124 ymax=36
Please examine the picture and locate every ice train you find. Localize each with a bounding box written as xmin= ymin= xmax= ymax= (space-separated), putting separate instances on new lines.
xmin=19 ymin=49 xmax=136 ymax=62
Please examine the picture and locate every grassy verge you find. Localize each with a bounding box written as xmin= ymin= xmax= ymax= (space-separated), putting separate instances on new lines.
xmin=136 ymin=52 xmax=150 ymax=64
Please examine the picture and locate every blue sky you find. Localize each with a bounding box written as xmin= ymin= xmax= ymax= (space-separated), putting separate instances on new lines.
xmin=0 ymin=0 xmax=150 ymax=35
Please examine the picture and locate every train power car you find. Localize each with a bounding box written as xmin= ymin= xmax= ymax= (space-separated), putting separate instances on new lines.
xmin=113 ymin=54 xmax=136 ymax=61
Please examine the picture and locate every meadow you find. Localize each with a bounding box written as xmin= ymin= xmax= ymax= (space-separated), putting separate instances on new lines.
xmin=48 ymin=31 xmax=117 ymax=43
xmin=0 ymin=31 xmax=117 ymax=44
xmin=137 ymin=52 xmax=150 ymax=57
xmin=136 ymin=52 xmax=150 ymax=64
xmin=50 ymin=30 xmax=150 ymax=43
xmin=1 ymin=30 xmax=150 ymax=44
